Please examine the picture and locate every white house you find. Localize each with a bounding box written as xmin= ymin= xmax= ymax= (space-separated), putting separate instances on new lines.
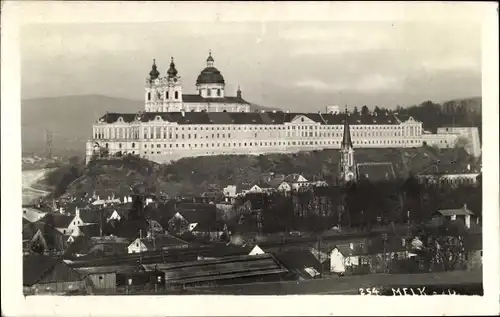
xmin=436 ymin=204 xmax=475 ymax=229
xmin=248 ymin=245 xmax=266 ymax=256
xmin=223 ymin=185 xmax=237 ymax=198
xmin=248 ymin=184 xmax=263 ymax=193
xmin=276 ymin=182 xmax=292 ymax=192
xmin=284 ymin=174 xmax=310 ymax=190
xmin=127 ymin=234 xmax=188 ymax=254
xmin=107 ymin=210 xmax=122 ymax=222
xmin=69 ymin=208 xmax=100 ymax=236
xmin=329 ymin=243 xmax=365 ymax=274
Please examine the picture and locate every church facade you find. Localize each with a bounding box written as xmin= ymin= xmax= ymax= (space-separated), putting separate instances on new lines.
xmin=144 ymin=52 xmax=250 ymax=113
xmin=85 ymin=52 xmax=476 ymax=164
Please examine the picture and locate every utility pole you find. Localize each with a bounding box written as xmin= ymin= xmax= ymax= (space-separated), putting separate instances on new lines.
xmin=382 ymin=233 xmax=388 ymax=273
xmin=99 ymin=206 xmax=103 ymax=237
xmin=139 ymin=229 xmax=143 ymax=265
xmin=318 ymin=236 xmax=323 ymax=278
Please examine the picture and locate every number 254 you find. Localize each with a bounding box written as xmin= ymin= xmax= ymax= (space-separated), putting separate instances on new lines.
xmin=359 ymin=288 xmax=379 ymax=295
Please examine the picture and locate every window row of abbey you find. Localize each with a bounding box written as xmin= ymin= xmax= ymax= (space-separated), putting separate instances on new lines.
xmin=101 ymin=138 xmax=423 ymax=153
xmin=93 ymin=123 xmax=422 ymax=140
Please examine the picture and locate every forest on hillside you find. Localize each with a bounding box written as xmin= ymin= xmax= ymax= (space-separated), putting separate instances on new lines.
xmin=38 ymin=142 xmax=478 ymax=203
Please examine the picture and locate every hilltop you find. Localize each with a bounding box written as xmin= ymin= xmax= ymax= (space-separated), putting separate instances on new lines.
xmin=39 ymin=146 xmax=478 ymax=200
xmin=21 ymin=94 xmax=277 ymax=157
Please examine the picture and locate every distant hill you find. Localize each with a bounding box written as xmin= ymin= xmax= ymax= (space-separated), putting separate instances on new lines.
xmin=21 ymin=95 xmax=279 ymax=157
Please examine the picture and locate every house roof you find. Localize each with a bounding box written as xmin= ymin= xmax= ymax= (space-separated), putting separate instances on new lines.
xmin=23 ymin=207 xmax=47 ymax=223
xmin=192 ymin=220 xmax=226 ymax=232
xmin=23 ymin=255 xmax=60 ymax=286
xmin=64 ymin=236 xmax=94 ymax=256
xmin=23 ymin=221 xmax=63 ymax=242
xmin=39 ymin=213 xmax=73 ymax=228
xmin=175 ymin=208 xmax=217 ymax=225
xmin=284 ymin=174 xmax=308 ymax=183
xmin=66 ymin=244 xmax=255 ymax=268
xmin=141 ymin=253 xmax=288 ymax=285
xmin=183 ymin=94 xmax=250 ymax=105
xmin=437 ymin=207 xmax=474 ymax=216
xmin=268 ymin=178 xmax=286 ymax=188
xmin=98 ymin=111 xmax=401 ymax=125
xmin=273 ymin=250 xmax=322 ymax=279
xmin=78 ymin=211 xmax=101 ymax=224
xmin=24 ymin=255 xmax=81 ymax=286
xmin=138 ymin=235 xmax=189 ymax=250
xmin=335 ymin=243 xmax=369 ymax=257
xmin=78 ymin=224 xmax=102 ymax=237
xmin=23 ymin=217 xmax=31 ymax=227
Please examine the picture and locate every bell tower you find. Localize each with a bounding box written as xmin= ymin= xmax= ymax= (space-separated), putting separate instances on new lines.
xmin=339 ymin=106 xmax=356 ymax=184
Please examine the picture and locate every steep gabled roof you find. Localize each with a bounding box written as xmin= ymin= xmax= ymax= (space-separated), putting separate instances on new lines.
xmin=23 ymin=255 xmax=81 ymax=286
xmin=39 ymin=213 xmax=73 ymax=229
xmin=78 ymin=224 xmax=102 ymax=237
xmin=273 ymin=250 xmax=322 ymax=279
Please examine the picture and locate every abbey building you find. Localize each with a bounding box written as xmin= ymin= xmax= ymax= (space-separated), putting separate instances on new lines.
xmin=86 ymin=52 xmax=480 ymax=164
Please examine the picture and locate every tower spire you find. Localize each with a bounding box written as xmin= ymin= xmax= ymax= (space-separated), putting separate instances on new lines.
xmin=149 ymin=58 xmax=160 ymax=80
xmin=206 ymin=50 xmax=215 ymax=67
xmin=167 ymin=56 xmax=178 ymax=78
xmin=237 ymin=85 xmax=242 ymax=99
xmin=341 ymin=105 xmax=353 ymax=149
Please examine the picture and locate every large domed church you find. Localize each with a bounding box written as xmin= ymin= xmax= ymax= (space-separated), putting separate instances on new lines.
xmin=144 ymin=51 xmax=250 ymax=113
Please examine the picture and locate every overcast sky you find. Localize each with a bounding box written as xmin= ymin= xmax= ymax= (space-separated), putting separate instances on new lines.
xmin=21 ymin=20 xmax=482 ymax=112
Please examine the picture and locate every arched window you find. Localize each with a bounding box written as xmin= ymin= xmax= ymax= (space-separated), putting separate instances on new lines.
xmin=166 ymin=91 xmax=169 ymax=99
xmin=132 ymin=143 xmax=135 ymax=148
xmin=175 ymin=91 xmax=179 ymax=99
xmin=105 ymin=143 xmax=109 ymax=148
xmin=147 ymin=92 xmax=151 ymax=101
xmin=217 ymin=89 xmax=221 ymax=96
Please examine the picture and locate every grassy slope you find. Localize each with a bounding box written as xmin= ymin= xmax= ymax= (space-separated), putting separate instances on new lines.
xmin=52 ymin=146 xmax=476 ymax=199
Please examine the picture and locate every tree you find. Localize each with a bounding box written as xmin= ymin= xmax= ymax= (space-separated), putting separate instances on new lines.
xmin=353 ymin=106 xmax=359 ymax=115
xmin=374 ymin=106 xmax=381 ymax=115
xmin=361 ymin=105 xmax=370 ymax=116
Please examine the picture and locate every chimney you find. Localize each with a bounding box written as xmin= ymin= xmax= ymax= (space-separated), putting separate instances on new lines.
xmin=467 ymin=164 xmax=471 ymax=171
xmin=181 ymin=109 xmax=185 ymax=117
xmin=349 ymin=243 xmax=354 ymax=250
xmin=75 ymin=207 xmax=80 ymax=218
xmin=237 ymin=86 xmax=242 ymax=99
xmin=463 ymin=204 xmax=467 ymax=210
xmin=402 ymin=238 xmax=406 ymax=247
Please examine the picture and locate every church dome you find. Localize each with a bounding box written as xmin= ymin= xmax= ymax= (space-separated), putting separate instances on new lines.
xmin=196 ymin=67 xmax=225 ymax=85
xmin=196 ymin=51 xmax=225 ymax=85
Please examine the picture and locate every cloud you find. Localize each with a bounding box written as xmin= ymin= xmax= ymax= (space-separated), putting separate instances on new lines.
xmin=295 ymin=79 xmax=331 ymax=91
xmin=419 ymin=56 xmax=481 ymax=72
xmin=281 ymin=25 xmax=394 ymax=56
xmin=295 ymin=75 xmax=402 ymax=92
